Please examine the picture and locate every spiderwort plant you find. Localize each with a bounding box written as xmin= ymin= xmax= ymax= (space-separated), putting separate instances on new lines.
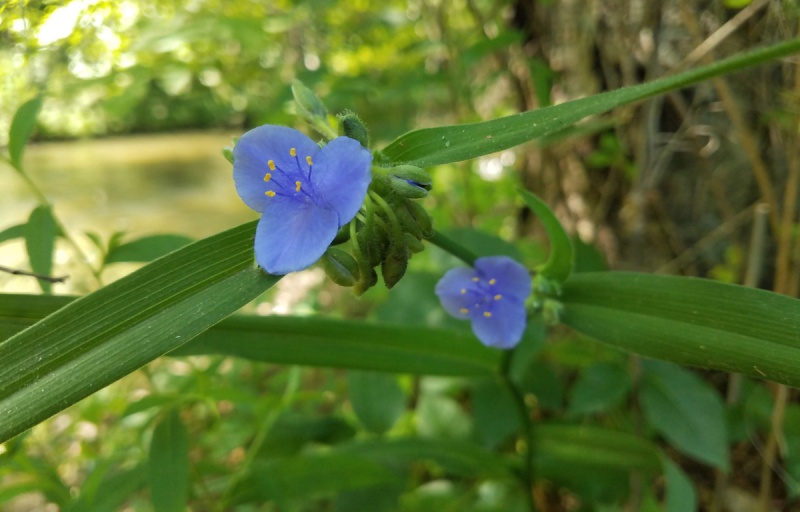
xmin=233 ymin=125 xmax=372 ymax=274
xmin=435 ymin=256 xmax=531 ymax=349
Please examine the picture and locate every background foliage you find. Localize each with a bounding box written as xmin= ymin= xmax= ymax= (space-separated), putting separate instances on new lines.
xmin=2 ymin=1 xmax=800 ymax=511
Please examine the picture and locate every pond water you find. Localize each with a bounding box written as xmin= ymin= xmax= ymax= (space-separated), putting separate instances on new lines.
xmin=2 ymin=131 xmax=258 ymax=292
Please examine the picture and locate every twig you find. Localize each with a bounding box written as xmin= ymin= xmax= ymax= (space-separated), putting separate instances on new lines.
xmin=0 ymin=265 xmax=68 ymax=284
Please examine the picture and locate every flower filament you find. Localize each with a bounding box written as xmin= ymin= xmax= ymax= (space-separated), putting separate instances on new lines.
xmin=263 ymin=149 xmax=315 ymax=199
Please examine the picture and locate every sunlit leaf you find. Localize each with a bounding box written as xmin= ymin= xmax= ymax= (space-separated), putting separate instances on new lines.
xmin=104 ymin=234 xmax=194 ymax=264
xmin=8 ymin=95 xmax=44 ymax=173
xmin=24 ymin=205 xmax=58 ymax=293
xmin=380 ymin=39 xmax=800 ymax=167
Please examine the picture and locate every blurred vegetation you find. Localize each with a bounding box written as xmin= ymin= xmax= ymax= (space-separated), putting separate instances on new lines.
xmin=3 ymin=0 xmax=800 ymax=511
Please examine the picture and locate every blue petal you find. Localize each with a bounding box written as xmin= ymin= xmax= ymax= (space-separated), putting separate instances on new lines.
xmin=254 ymin=198 xmax=339 ymax=274
xmin=311 ymin=136 xmax=373 ymax=225
xmin=474 ymin=256 xmax=531 ymax=302
xmin=434 ymin=267 xmax=479 ymax=317
xmin=233 ymin=125 xmax=321 ymax=213
xmin=470 ymin=298 xmax=527 ymax=349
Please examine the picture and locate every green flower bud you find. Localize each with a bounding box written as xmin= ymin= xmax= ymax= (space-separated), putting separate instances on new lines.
xmin=292 ymin=79 xmax=328 ymax=120
xmin=354 ymin=266 xmax=378 ymax=296
xmin=321 ymin=247 xmax=360 ymax=287
xmin=331 ymin=223 xmax=351 ymax=245
xmin=381 ymin=244 xmax=409 ymax=289
xmin=406 ymin=200 xmax=434 ymax=239
xmin=388 ymin=165 xmax=432 ymax=199
xmin=404 ymin=233 xmax=425 ymax=254
xmin=222 ymin=146 xmax=234 ymax=164
xmin=339 ymin=112 xmax=369 ymax=148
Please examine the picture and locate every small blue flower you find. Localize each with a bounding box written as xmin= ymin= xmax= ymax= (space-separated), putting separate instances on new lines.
xmin=435 ymin=256 xmax=531 ymax=349
xmin=233 ymin=125 xmax=372 ymax=274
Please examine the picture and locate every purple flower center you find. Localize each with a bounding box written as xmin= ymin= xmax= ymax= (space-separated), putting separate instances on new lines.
xmin=262 ymin=148 xmax=318 ymax=204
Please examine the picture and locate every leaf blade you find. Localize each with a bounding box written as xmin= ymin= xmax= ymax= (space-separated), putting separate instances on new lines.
xmin=8 ymin=95 xmax=44 ymax=173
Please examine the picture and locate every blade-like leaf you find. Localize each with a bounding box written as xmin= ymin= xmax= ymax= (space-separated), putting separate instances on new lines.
xmin=662 ymin=456 xmax=697 ymax=512
xmin=561 ymin=272 xmax=800 ymax=388
xmin=0 ymin=295 xmax=502 ymax=377
xmin=0 ymin=221 xmax=279 ymax=443
xmin=348 ymin=371 xmax=406 ymax=434
xmin=0 ymin=224 xmax=25 ymax=245
xmin=519 ymin=189 xmax=573 ymax=282
xmin=640 ymin=361 xmax=729 ymax=470
xmin=380 ymin=39 xmax=800 ymax=167
xmin=24 ymin=205 xmax=58 ymax=293
xmin=149 ymin=409 xmax=189 ymax=512
xmin=8 ymin=95 xmax=44 ymax=173
xmin=104 ymin=234 xmax=194 ymax=264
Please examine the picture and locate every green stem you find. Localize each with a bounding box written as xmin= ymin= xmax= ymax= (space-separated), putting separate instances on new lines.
xmin=500 ymin=350 xmax=537 ymax=512
xmin=428 ymin=230 xmax=478 ymax=266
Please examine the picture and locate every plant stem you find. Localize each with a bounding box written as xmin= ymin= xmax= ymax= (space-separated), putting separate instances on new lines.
xmin=427 ymin=230 xmax=478 ymax=266
xmin=500 ymin=350 xmax=537 ymax=511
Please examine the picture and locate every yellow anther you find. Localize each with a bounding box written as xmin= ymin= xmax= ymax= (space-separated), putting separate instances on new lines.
xmin=489 ymin=279 xmax=496 ymax=285
xmin=265 ymin=190 xmax=276 ymax=197
xmin=263 ymin=173 xmax=272 ymax=182
xmin=460 ymin=288 xmax=466 ymax=294
xmin=483 ymin=311 xmax=492 ymax=318
xmin=306 ymin=156 xmax=313 ymax=165
xmin=295 ymin=181 xmax=302 ymax=192
xmin=268 ymin=160 xmax=276 ymax=171
xmin=472 ymin=277 xmax=479 ymax=282
xmin=290 ymin=148 xmax=297 ymax=157
xmin=459 ymin=308 xmax=469 ymax=314
xmin=494 ymin=294 xmax=502 ymax=300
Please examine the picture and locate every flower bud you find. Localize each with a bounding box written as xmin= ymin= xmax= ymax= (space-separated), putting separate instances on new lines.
xmin=388 ymin=165 xmax=432 ymax=199
xmin=354 ymin=266 xmax=378 ymax=296
xmin=222 ymin=146 xmax=234 ymax=164
xmin=339 ymin=112 xmax=369 ymax=148
xmin=381 ymin=244 xmax=409 ymax=289
xmin=404 ymin=233 xmax=425 ymax=254
xmin=292 ymin=79 xmax=328 ymax=120
xmin=331 ymin=223 xmax=351 ymax=245
xmin=321 ymin=247 xmax=360 ymax=287
xmin=406 ymin=200 xmax=434 ymax=239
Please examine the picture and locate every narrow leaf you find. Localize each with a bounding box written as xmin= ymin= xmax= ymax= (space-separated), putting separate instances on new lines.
xmin=8 ymin=95 xmax=44 ymax=173
xmin=640 ymin=361 xmax=729 ymax=470
xmin=662 ymin=456 xmax=697 ymax=512
xmin=104 ymin=234 xmax=194 ymax=264
xmin=561 ymin=272 xmax=800 ymax=388
xmin=24 ymin=205 xmax=58 ymax=293
xmin=380 ymin=39 xmax=800 ymax=167
xmin=568 ymin=362 xmax=631 ymax=416
xmin=149 ymin=409 xmax=190 ymax=512
xmin=519 ymin=189 xmax=573 ymax=282
xmin=0 ymin=224 xmax=25 ymax=245
xmin=0 ymin=221 xmax=279 ymax=443
xmin=348 ymin=371 xmax=406 ymax=434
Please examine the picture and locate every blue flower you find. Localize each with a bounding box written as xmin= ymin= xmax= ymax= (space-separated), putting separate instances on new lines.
xmin=435 ymin=256 xmax=531 ymax=349
xmin=233 ymin=125 xmax=372 ymax=274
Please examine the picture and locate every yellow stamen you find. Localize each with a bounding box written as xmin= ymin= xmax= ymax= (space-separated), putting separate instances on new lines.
xmin=263 ymin=173 xmax=272 ymax=182
xmin=290 ymin=148 xmax=297 ymax=157
xmin=494 ymin=294 xmax=502 ymax=300
xmin=483 ymin=311 xmax=492 ymax=318
xmin=306 ymin=156 xmax=313 ymax=165
xmin=460 ymin=288 xmax=466 ymax=294
xmin=268 ymin=160 xmax=276 ymax=171
xmin=489 ymin=279 xmax=496 ymax=285
xmin=460 ymin=308 xmax=469 ymax=314
xmin=265 ymin=190 xmax=276 ymax=197
xmin=472 ymin=277 xmax=479 ymax=282
xmin=295 ymin=181 xmax=302 ymax=192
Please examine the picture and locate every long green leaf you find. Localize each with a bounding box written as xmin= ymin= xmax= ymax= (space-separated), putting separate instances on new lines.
xmin=149 ymin=409 xmax=190 ymax=512
xmin=561 ymin=272 xmax=800 ymax=388
xmin=8 ymin=95 xmax=44 ymax=173
xmin=0 ymin=221 xmax=279 ymax=443
xmin=0 ymin=297 xmax=500 ymax=375
xmin=519 ymin=189 xmax=573 ymax=282
xmin=25 ymin=205 xmax=58 ymax=293
xmin=380 ymin=39 xmax=800 ymax=167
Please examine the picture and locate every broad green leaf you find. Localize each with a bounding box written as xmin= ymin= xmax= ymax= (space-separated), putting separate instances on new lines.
xmin=0 ymin=221 xmax=279 ymax=443
xmin=560 ymin=272 xmax=800 ymax=388
xmin=417 ymin=391 xmax=472 ymax=441
xmin=640 ymin=361 xmax=729 ymax=470
xmin=104 ymin=234 xmax=194 ymax=264
xmin=380 ymin=39 xmax=800 ymax=167
xmin=24 ymin=205 xmax=58 ymax=293
xmin=662 ymin=456 xmax=696 ymax=512
xmin=0 ymin=294 xmax=501 ymax=377
xmin=472 ymin=377 xmax=519 ymax=449
xmin=519 ymin=189 xmax=573 ymax=282
xmin=256 ymin=412 xmax=355 ymax=459
xmin=149 ymin=409 xmax=190 ymax=512
xmin=8 ymin=95 xmax=44 ymax=173
xmin=567 ymin=362 xmax=631 ymax=416
xmin=229 ymin=453 xmax=397 ymax=505
xmin=348 ymin=371 xmax=406 ymax=434
xmin=0 ymin=224 xmax=24 ymax=245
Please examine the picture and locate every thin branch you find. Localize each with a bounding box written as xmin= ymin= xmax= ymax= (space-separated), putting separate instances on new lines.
xmin=0 ymin=265 xmax=68 ymax=284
